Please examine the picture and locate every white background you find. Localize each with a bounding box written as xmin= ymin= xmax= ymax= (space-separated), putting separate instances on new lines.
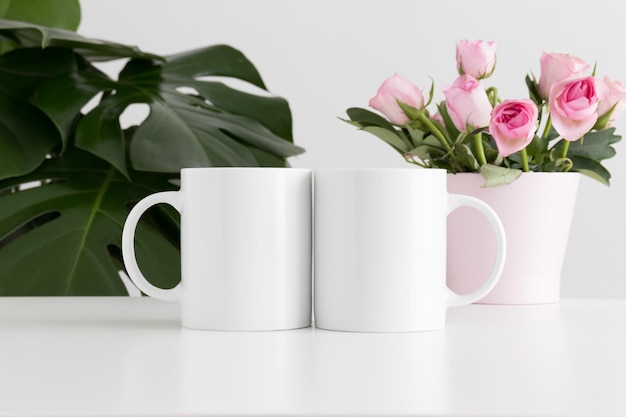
xmin=79 ymin=0 xmax=626 ymax=298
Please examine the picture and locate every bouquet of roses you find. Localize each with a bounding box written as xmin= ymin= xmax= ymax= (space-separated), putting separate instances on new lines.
xmin=343 ymin=40 xmax=624 ymax=186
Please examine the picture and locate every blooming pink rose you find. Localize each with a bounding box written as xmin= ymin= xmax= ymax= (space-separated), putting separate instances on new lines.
xmin=368 ymin=73 xmax=425 ymax=125
xmin=550 ymin=76 xmax=609 ymax=141
xmin=443 ymin=74 xmax=492 ymax=131
xmin=595 ymin=76 xmax=626 ymax=127
xmin=456 ymin=40 xmax=498 ymax=80
xmin=489 ymin=99 xmax=539 ymax=157
xmin=538 ymin=52 xmax=589 ymax=100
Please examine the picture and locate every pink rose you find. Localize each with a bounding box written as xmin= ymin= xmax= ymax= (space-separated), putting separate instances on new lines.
xmin=456 ymin=40 xmax=498 ymax=80
xmin=368 ymin=73 xmax=425 ymax=125
xmin=443 ymin=74 xmax=492 ymax=131
xmin=595 ymin=76 xmax=626 ymax=127
xmin=489 ymin=99 xmax=539 ymax=157
xmin=550 ymin=76 xmax=609 ymax=141
xmin=538 ymin=52 xmax=589 ymax=100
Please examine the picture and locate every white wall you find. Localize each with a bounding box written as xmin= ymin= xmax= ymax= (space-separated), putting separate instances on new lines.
xmin=79 ymin=0 xmax=626 ymax=298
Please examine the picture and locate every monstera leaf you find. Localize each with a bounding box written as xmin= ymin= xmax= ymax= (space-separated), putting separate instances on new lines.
xmin=0 ymin=48 xmax=81 ymax=180
xmin=69 ymin=46 xmax=301 ymax=175
xmin=0 ymin=0 xmax=81 ymax=54
xmin=0 ymin=0 xmax=80 ymax=31
xmin=0 ymin=21 xmax=303 ymax=295
xmin=0 ymin=19 xmax=159 ymax=61
xmin=0 ymin=149 xmax=180 ymax=295
xmin=0 ymin=21 xmax=303 ymax=177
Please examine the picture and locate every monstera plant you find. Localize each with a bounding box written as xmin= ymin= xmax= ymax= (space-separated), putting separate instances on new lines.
xmin=0 ymin=19 xmax=304 ymax=295
xmin=0 ymin=0 xmax=81 ymax=40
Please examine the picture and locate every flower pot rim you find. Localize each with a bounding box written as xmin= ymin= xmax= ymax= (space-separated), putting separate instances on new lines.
xmin=447 ymin=171 xmax=581 ymax=189
xmin=447 ymin=171 xmax=581 ymax=177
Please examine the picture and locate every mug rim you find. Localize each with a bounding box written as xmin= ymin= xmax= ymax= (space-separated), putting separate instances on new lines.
xmin=313 ymin=167 xmax=446 ymax=173
xmin=181 ymin=167 xmax=312 ymax=173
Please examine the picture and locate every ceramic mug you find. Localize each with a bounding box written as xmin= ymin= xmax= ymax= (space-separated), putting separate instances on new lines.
xmin=313 ymin=169 xmax=507 ymax=332
xmin=122 ymin=168 xmax=312 ymax=331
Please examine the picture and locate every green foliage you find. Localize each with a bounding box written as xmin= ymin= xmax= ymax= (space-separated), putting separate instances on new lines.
xmin=0 ymin=0 xmax=80 ymax=30
xmin=344 ymin=75 xmax=621 ymax=187
xmin=0 ymin=149 xmax=180 ymax=295
xmin=553 ymin=129 xmax=620 ymax=185
xmin=0 ymin=0 xmax=81 ymax=53
xmin=479 ymin=164 xmax=522 ymax=187
xmin=0 ymin=20 xmax=303 ymax=295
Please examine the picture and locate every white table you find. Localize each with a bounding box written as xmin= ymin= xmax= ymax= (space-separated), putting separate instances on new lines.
xmin=0 ymin=297 xmax=624 ymax=417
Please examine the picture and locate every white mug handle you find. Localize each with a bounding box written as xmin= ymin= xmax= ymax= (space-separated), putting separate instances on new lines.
xmin=121 ymin=191 xmax=183 ymax=302
xmin=446 ymin=194 xmax=506 ymax=307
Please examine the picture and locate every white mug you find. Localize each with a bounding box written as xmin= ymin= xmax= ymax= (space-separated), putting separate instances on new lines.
xmin=122 ymin=168 xmax=312 ymax=331
xmin=314 ymin=169 xmax=506 ymax=332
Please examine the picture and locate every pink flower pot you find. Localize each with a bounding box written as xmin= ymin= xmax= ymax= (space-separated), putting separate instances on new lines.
xmin=447 ymin=172 xmax=580 ymax=304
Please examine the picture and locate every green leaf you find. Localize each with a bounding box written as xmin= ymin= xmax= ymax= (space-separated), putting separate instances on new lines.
xmin=30 ymin=46 xmax=303 ymax=173
xmin=21 ymin=50 xmax=127 ymax=175
xmin=0 ymin=19 xmax=161 ymax=62
xmin=405 ymin=134 xmax=450 ymax=168
xmin=405 ymin=145 xmax=432 ymax=161
xmin=75 ymin=93 xmax=130 ymax=179
xmin=423 ymin=134 xmax=444 ymax=148
xmin=454 ymin=144 xmax=479 ymax=171
xmin=3 ymin=0 xmax=80 ymax=31
xmin=525 ymin=135 xmax=549 ymax=158
xmin=549 ymin=157 xmax=573 ymax=172
xmin=0 ymin=149 xmax=181 ymax=295
xmin=130 ymin=98 xmax=260 ymax=169
xmin=0 ymin=49 xmax=72 ymax=179
xmin=436 ymin=102 xmax=461 ymax=139
xmin=0 ymin=1 xmax=10 ymax=18
xmin=362 ymin=126 xmax=409 ymax=153
xmin=577 ymin=169 xmax=609 ymax=186
xmin=0 ymin=47 xmax=78 ymax=95
xmin=31 ymin=54 xmax=112 ymax=148
xmin=165 ymin=45 xmax=266 ymax=90
xmin=557 ymin=128 xmax=621 ymax=161
xmin=425 ymin=79 xmax=435 ymax=106
xmin=129 ymin=55 xmax=302 ymax=170
xmin=525 ymin=73 xmax=542 ymax=105
xmin=484 ymin=147 xmax=501 ymax=164
xmin=594 ymin=102 xmax=617 ymax=130
xmin=190 ymin=81 xmax=293 ymax=141
xmin=345 ymin=107 xmax=397 ymax=131
xmin=569 ymin=155 xmax=611 ymax=186
xmin=0 ymin=90 xmax=60 ymax=179
xmin=0 ymin=0 xmax=81 ymax=54
xmin=543 ymin=124 xmax=560 ymax=141
xmin=430 ymin=159 xmax=455 ymax=172
xmin=346 ymin=107 xmax=413 ymax=149
xmin=480 ymin=164 xmax=522 ymax=187
xmin=397 ymin=100 xmax=421 ymax=121
xmin=406 ymin=125 xmax=425 ymax=147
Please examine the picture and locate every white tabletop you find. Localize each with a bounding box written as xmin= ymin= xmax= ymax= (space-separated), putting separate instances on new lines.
xmin=0 ymin=297 xmax=624 ymax=417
